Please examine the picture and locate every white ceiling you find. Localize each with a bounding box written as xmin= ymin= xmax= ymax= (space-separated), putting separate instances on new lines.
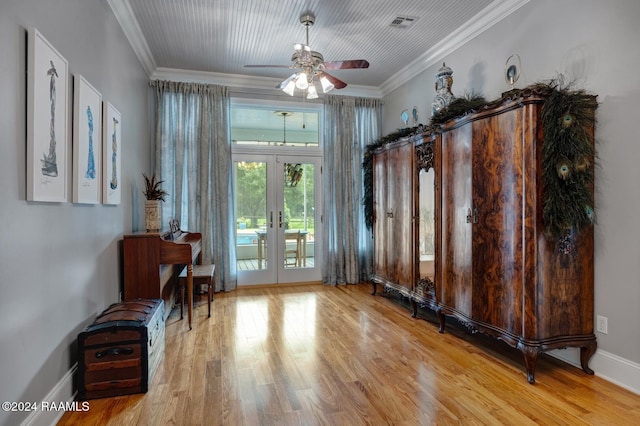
xmin=108 ymin=0 xmax=529 ymax=97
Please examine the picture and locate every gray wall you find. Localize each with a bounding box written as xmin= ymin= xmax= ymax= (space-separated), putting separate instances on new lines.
xmin=384 ymin=0 xmax=640 ymax=388
xmin=0 ymin=1 xmax=150 ymax=424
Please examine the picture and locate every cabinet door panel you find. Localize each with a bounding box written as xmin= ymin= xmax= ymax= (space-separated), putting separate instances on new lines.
xmin=373 ymin=151 xmax=388 ymax=278
xmin=471 ymin=110 xmax=524 ymax=334
xmin=440 ymin=126 xmax=472 ymax=314
xmin=388 ymin=142 xmax=414 ymax=289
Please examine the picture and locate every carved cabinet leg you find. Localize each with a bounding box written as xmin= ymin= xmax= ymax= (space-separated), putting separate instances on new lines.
xmin=521 ymin=346 xmax=539 ymax=384
xmin=436 ymin=308 xmax=446 ymax=334
xmin=371 ymin=281 xmax=377 ymax=296
xmin=580 ymin=341 xmax=597 ymax=375
xmin=410 ymin=299 xmax=418 ymax=318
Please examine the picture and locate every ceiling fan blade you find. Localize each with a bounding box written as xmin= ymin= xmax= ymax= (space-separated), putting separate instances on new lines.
xmin=323 ymin=60 xmax=370 ymax=70
xmin=317 ymin=71 xmax=347 ymax=90
xmin=244 ymin=64 xmax=291 ymax=68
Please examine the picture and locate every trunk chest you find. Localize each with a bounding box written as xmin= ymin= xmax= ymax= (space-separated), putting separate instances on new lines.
xmin=77 ymin=298 xmax=165 ymax=400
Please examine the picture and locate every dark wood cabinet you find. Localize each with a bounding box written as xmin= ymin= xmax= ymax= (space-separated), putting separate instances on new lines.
xmin=372 ymin=138 xmax=416 ymax=297
xmin=435 ymin=93 xmax=596 ymax=383
xmin=371 ymin=90 xmax=597 ymax=383
xmin=371 ymin=133 xmax=437 ymax=312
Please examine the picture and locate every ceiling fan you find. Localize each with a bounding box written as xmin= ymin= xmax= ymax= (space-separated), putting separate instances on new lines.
xmin=244 ymin=12 xmax=369 ymax=98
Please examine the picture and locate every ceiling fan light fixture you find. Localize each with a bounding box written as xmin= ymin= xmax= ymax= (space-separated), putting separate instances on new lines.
xmin=306 ymin=83 xmax=318 ymax=99
xmin=295 ymin=72 xmax=309 ymax=90
xmin=282 ymin=79 xmax=296 ymax=96
xmin=255 ymin=12 xmax=366 ymax=97
xmin=320 ymin=76 xmax=334 ymax=93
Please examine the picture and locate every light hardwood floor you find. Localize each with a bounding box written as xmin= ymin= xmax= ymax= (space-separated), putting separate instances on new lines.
xmin=59 ymin=284 xmax=640 ymax=425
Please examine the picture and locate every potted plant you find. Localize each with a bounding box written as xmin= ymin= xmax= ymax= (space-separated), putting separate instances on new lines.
xmin=142 ymin=173 xmax=168 ymax=232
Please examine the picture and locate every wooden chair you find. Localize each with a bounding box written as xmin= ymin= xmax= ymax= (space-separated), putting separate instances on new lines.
xmin=178 ymin=264 xmax=215 ymax=322
xmin=284 ymin=230 xmax=301 ymax=267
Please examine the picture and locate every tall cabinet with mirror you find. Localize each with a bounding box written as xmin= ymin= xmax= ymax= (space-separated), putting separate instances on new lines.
xmin=412 ymin=136 xmax=437 ymax=314
xmin=371 ymin=132 xmax=438 ymax=314
xmin=369 ymin=88 xmax=596 ymax=383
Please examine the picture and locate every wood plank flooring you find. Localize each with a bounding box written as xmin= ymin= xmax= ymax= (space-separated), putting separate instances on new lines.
xmin=59 ymin=284 xmax=640 ymax=425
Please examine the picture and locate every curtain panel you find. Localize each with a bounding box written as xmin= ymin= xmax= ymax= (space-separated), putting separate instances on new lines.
xmin=322 ymin=95 xmax=383 ymax=285
xmin=151 ymin=80 xmax=237 ymax=291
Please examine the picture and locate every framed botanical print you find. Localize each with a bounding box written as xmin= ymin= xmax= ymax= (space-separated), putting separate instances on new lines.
xmin=27 ymin=28 xmax=69 ymax=202
xmin=102 ymin=101 xmax=122 ymax=205
xmin=73 ymin=75 xmax=102 ymax=204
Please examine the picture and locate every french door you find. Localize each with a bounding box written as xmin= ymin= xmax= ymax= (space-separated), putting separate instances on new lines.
xmin=233 ymin=154 xmax=322 ymax=285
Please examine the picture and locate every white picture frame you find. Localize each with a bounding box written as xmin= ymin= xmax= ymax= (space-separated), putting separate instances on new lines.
xmin=27 ymin=28 xmax=69 ymax=202
xmin=102 ymin=101 xmax=122 ymax=205
xmin=72 ymin=75 xmax=102 ymax=204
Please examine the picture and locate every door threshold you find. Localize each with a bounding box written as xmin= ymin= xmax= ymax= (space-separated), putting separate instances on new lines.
xmin=237 ymin=281 xmax=323 ymax=289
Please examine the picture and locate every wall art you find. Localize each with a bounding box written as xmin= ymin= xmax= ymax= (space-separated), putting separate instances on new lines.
xmin=27 ymin=28 xmax=69 ymax=202
xmin=102 ymin=101 xmax=122 ymax=205
xmin=73 ymin=75 xmax=102 ymax=204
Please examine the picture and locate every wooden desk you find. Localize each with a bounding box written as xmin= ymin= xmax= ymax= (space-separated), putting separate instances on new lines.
xmin=123 ymin=229 xmax=201 ymax=329
xmin=255 ymin=230 xmax=308 ymax=268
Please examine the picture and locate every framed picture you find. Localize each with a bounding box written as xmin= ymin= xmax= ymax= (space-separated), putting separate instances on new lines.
xmin=27 ymin=28 xmax=69 ymax=202
xmin=102 ymin=101 xmax=122 ymax=205
xmin=73 ymin=75 xmax=102 ymax=204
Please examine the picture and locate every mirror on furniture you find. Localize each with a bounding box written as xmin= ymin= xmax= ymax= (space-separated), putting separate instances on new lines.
xmin=410 ymin=137 xmax=436 ymax=316
xmin=418 ymin=167 xmax=435 ymax=286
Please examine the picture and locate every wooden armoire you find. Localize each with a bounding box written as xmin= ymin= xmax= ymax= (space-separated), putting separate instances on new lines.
xmin=371 ymin=133 xmax=437 ymax=314
xmin=372 ymin=89 xmax=597 ymax=384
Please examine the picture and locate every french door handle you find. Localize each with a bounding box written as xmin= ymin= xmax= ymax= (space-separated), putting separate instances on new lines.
xmin=466 ymin=208 xmax=479 ymax=224
xmin=269 ymin=211 xmax=273 ymax=228
xmin=279 ymin=211 xmax=283 ymax=228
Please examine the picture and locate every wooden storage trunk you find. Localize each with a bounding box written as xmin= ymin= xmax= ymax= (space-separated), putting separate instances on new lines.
xmin=77 ymin=298 xmax=165 ymax=400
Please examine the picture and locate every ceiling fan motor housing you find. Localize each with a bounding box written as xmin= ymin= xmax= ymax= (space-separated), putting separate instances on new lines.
xmin=291 ymin=50 xmax=324 ymax=70
xmin=300 ymin=13 xmax=315 ymax=27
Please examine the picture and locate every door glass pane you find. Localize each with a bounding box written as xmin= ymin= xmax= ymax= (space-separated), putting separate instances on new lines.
xmin=234 ymin=161 xmax=267 ymax=271
xmin=283 ymin=162 xmax=315 ymax=269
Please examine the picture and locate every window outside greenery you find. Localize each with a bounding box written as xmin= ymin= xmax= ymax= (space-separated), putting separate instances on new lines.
xmin=234 ymin=162 xmax=315 ymax=234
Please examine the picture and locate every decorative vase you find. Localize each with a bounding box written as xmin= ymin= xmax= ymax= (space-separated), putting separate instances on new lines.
xmin=431 ymin=62 xmax=454 ymax=117
xmin=145 ymin=200 xmax=161 ymax=233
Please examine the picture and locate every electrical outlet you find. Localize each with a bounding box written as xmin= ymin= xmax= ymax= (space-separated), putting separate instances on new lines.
xmin=597 ymin=315 xmax=608 ymax=334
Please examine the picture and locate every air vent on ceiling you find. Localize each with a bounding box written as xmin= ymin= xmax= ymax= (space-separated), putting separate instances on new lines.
xmin=389 ymin=15 xmax=418 ymax=29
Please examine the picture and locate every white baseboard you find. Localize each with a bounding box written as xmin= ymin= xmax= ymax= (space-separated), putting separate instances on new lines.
xmin=21 ymin=365 xmax=76 ymax=426
xmin=549 ymin=348 xmax=640 ymax=394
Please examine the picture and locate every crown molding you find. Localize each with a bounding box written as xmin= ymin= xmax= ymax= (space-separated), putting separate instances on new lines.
xmin=151 ymin=68 xmax=384 ymax=99
xmin=107 ymin=0 xmax=156 ymax=76
xmin=379 ymin=0 xmax=530 ymax=95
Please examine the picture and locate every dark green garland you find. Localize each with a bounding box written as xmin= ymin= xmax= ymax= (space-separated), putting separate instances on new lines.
xmin=362 ymin=81 xmax=598 ymax=239
xmin=430 ymin=91 xmax=488 ymax=127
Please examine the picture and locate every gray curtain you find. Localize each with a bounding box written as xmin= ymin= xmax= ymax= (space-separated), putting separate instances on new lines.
xmin=322 ymin=95 xmax=383 ymax=285
xmin=151 ymin=80 xmax=237 ymax=292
